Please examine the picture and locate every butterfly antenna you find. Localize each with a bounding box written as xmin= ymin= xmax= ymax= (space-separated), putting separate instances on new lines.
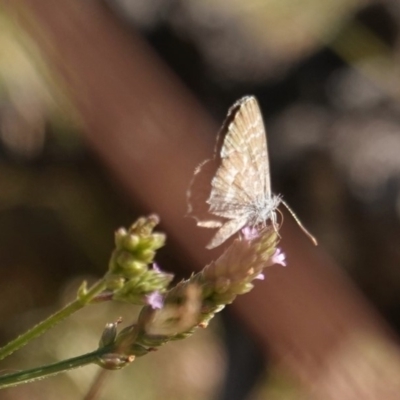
xmin=281 ymin=199 xmax=318 ymax=246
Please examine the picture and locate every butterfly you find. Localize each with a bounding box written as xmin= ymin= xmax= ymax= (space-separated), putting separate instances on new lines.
xmin=187 ymin=96 xmax=317 ymax=249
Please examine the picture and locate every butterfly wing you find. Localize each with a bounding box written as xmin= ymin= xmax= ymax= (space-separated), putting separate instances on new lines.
xmin=209 ymin=96 xmax=272 ymax=218
xmin=187 ymin=96 xmax=273 ymax=248
xmin=187 ymin=158 xmax=224 ymax=228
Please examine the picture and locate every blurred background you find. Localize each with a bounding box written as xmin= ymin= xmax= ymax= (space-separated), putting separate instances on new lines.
xmin=2 ymin=0 xmax=400 ymax=398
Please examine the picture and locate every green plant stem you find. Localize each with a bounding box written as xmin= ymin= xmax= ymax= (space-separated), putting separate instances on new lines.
xmin=0 ymin=347 xmax=110 ymax=389
xmin=0 ymin=279 xmax=108 ymax=361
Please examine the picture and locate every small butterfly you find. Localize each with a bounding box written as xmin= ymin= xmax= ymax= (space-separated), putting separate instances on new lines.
xmin=187 ymin=96 xmax=317 ymax=249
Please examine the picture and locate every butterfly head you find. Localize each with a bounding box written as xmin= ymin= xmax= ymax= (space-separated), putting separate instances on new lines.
xmin=250 ymin=194 xmax=282 ymax=231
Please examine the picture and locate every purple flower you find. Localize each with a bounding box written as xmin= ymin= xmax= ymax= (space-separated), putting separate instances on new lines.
xmin=241 ymin=226 xmax=259 ymax=241
xmin=255 ymin=273 xmax=265 ymax=280
xmin=271 ymin=248 xmax=286 ymax=267
xmin=152 ymin=263 xmax=161 ymax=272
xmin=146 ymin=291 xmax=164 ymax=309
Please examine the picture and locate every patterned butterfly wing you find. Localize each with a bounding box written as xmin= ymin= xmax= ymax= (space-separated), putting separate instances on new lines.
xmin=187 ymin=96 xmax=275 ymax=249
xmin=208 ymin=97 xmax=271 ymax=216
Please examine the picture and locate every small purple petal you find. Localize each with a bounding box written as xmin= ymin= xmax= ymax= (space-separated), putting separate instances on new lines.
xmin=255 ymin=273 xmax=265 ymax=280
xmin=152 ymin=263 xmax=161 ymax=272
xmin=241 ymin=226 xmax=259 ymax=241
xmin=272 ymin=248 xmax=286 ymax=267
xmin=146 ymin=291 xmax=164 ymax=309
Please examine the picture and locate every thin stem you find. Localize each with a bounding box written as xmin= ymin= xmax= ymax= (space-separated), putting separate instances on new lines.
xmin=0 ymin=347 xmax=110 ymax=389
xmin=0 ymin=279 xmax=108 ymax=361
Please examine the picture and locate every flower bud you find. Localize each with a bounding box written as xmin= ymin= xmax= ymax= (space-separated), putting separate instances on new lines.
xmin=97 ymin=354 xmax=135 ymax=370
xmin=105 ymin=274 xmax=125 ymax=290
xmin=114 ymin=228 xmax=128 ymax=249
xmin=99 ymin=321 xmax=119 ymax=347
xmin=150 ymin=233 xmax=167 ymax=250
xmin=138 ymin=249 xmax=156 ymax=264
xmin=116 ymin=252 xmax=147 ymax=275
xmin=122 ymin=234 xmax=140 ymax=251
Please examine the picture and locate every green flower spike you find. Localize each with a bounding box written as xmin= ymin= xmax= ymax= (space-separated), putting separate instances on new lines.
xmin=108 ymin=215 xmax=166 ymax=278
xmin=105 ymin=215 xmax=173 ymax=306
